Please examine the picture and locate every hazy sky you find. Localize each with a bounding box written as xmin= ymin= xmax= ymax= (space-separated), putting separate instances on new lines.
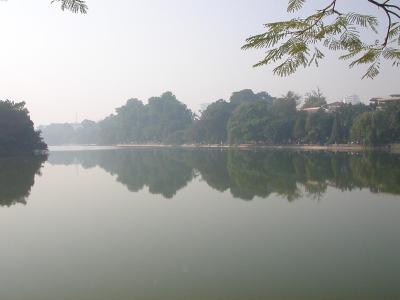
xmin=0 ymin=0 xmax=398 ymax=125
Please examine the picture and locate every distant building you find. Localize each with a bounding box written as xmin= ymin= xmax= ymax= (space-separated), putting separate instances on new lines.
xmin=342 ymin=94 xmax=361 ymax=105
xmin=370 ymin=94 xmax=400 ymax=106
xmin=323 ymin=101 xmax=345 ymax=112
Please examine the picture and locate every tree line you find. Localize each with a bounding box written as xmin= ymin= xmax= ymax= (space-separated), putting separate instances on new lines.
xmin=40 ymin=89 xmax=400 ymax=146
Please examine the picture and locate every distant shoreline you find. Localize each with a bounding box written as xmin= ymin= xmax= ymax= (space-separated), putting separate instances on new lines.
xmin=113 ymin=143 xmax=400 ymax=153
xmin=48 ymin=143 xmax=400 ymax=153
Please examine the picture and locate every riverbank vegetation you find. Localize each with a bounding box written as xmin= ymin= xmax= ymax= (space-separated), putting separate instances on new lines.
xmin=0 ymin=100 xmax=47 ymax=155
xmin=40 ymin=89 xmax=400 ymax=147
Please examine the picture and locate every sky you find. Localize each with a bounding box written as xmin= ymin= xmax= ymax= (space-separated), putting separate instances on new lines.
xmin=0 ymin=0 xmax=399 ymax=125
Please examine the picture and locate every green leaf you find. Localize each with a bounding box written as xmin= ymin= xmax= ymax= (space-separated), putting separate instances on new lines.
xmin=51 ymin=0 xmax=88 ymax=14
xmin=288 ymin=0 xmax=305 ymax=13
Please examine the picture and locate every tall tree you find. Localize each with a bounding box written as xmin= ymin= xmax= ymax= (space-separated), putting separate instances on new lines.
xmin=192 ymin=89 xmax=273 ymax=144
xmin=281 ymin=91 xmax=301 ymax=105
xmin=143 ymin=92 xmax=193 ymax=143
xmin=115 ymin=98 xmax=145 ymax=143
xmin=351 ymin=109 xmax=392 ymax=145
xmin=305 ymin=111 xmax=334 ymax=144
xmin=0 ymin=100 xmax=47 ymax=155
xmin=229 ymin=89 xmax=273 ymax=107
xmin=302 ymin=88 xmax=327 ymax=109
xmin=196 ymin=100 xmax=234 ymax=144
xmin=328 ymin=103 xmax=369 ymax=144
xmin=243 ymin=0 xmax=400 ymax=78
xmin=228 ymin=100 xmax=272 ymax=144
xmin=227 ymin=93 xmax=297 ymax=145
xmin=266 ymin=95 xmax=298 ymax=143
xmin=293 ymin=111 xmax=307 ymax=143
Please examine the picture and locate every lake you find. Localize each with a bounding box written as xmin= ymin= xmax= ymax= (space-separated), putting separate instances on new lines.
xmin=1 ymin=147 xmax=399 ymax=300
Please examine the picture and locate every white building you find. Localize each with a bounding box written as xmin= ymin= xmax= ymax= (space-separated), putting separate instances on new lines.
xmin=370 ymin=94 xmax=400 ymax=106
xmin=342 ymin=95 xmax=361 ymax=105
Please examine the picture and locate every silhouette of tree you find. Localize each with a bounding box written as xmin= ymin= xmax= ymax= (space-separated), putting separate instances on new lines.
xmin=0 ymin=100 xmax=47 ymax=155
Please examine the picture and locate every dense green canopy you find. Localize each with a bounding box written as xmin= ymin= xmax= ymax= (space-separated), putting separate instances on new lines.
xmin=0 ymin=100 xmax=47 ymax=155
xmin=99 ymin=92 xmax=194 ymax=145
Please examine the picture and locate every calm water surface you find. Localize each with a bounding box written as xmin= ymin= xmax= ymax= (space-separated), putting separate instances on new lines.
xmin=1 ymin=147 xmax=399 ymax=300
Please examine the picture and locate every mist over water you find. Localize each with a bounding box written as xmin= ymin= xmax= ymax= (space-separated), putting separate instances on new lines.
xmin=0 ymin=148 xmax=399 ymax=300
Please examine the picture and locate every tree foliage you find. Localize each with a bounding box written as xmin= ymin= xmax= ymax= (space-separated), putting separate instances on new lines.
xmin=0 ymin=100 xmax=47 ymax=155
xmin=189 ymin=89 xmax=274 ymax=144
xmin=351 ymin=111 xmax=391 ymax=145
xmin=51 ymin=0 xmax=88 ymax=13
xmin=243 ymin=0 xmax=400 ymax=78
xmin=39 ymin=120 xmax=99 ymax=146
xmin=192 ymin=100 xmax=234 ymax=144
xmin=304 ymin=111 xmax=334 ymax=144
xmin=352 ymin=102 xmax=400 ymax=146
xmin=228 ymin=100 xmax=272 ymax=144
xmin=97 ymin=92 xmax=193 ymax=145
xmin=302 ymin=88 xmax=327 ymax=108
xmin=328 ymin=103 xmax=369 ymax=143
xmin=39 ymin=89 xmax=399 ymax=147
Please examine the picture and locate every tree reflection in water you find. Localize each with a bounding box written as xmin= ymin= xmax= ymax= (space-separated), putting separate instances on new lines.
xmin=48 ymin=149 xmax=400 ymax=201
xmin=0 ymin=155 xmax=47 ymax=207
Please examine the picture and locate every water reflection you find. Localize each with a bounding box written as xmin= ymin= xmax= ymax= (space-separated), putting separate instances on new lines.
xmin=1 ymin=149 xmax=400 ymax=299
xmin=0 ymin=155 xmax=47 ymax=207
xmin=48 ymin=149 xmax=400 ymax=200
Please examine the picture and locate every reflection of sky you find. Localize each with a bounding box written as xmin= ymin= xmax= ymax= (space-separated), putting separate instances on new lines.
xmin=0 ymin=0 xmax=398 ymax=125
xmin=0 ymin=158 xmax=399 ymax=300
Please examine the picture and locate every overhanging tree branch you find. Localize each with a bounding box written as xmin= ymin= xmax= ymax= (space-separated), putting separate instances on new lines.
xmin=243 ymin=0 xmax=400 ymax=79
xmin=51 ymin=0 xmax=88 ymax=14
